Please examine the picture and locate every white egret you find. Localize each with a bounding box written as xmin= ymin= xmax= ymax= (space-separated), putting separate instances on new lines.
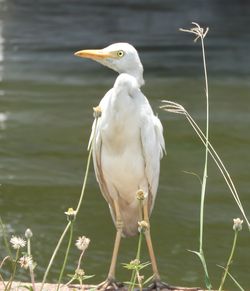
xmin=75 ymin=43 xmax=166 ymax=290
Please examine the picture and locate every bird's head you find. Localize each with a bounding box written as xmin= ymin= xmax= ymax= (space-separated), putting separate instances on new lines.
xmin=74 ymin=43 xmax=144 ymax=86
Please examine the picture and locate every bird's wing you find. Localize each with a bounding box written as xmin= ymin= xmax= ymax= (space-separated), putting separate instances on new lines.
xmin=140 ymin=102 xmax=165 ymax=213
xmin=88 ymin=91 xmax=115 ymax=209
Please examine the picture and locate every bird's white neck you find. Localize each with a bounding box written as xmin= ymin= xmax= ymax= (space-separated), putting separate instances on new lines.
xmin=127 ymin=68 xmax=144 ymax=87
xmin=131 ymin=72 xmax=145 ymax=87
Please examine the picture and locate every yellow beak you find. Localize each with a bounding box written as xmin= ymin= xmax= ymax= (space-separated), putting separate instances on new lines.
xmin=74 ymin=49 xmax=114 ymax=60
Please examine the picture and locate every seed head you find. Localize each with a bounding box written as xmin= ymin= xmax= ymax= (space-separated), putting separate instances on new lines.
xmin=65 ymin=207 xmax=76 ymax=222
xmin=75 ymin=268 xmax=85 ymax=277
xmin=10 ymin=236 xmax=26 ymax=250
xmin=138 ymin=220 xmax=149 ymax=232
xmin=93 ymin=106 xmax=102 ymax=118
xmin=233 ymin=218 xmax=243 ymax=232
xmin=136 ymin=189 xmax=145 ymax=201
xmin=180 ymin=22 xmax=209 ymax=42
xmin=75 ymin=236 xmax=90 ymax=251
xmin=19 ymin=255 xmax=33 ymax=269
xmin=130 ymin=258 xmax=140 ymax=266
xmin=25 ymin=228 xmax=33 ymax=239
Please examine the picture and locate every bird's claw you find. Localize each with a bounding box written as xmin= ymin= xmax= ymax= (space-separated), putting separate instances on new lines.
xmin=147 ymin=280 xmax=174 ymax=291
xmin=147 ymin=280 xmax=200 ymax=291
xmin=95 ymin=278 xmax=124 ymax=290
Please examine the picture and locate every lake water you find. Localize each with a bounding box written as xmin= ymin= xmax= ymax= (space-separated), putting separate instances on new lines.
xmin=0 ymin=0 xmax=250 ymax=289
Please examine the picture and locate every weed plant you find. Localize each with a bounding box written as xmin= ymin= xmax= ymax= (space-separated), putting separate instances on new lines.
xmin=161 ymin=22 xmax=249 ymax=290
xmin=0 ymin=109 xmax=100 ymax=291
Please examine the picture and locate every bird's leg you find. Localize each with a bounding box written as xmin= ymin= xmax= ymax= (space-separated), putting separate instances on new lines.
xmin=143 ymin=201 xmax=173 ymax=290
xmin=142 ymin=201 xmax=160 ymax=281
xmin=107 ymin=203 xmax=123 ymax=281
xmin=96 ymin=200 xmax=123 ymax=290
xmin=143 ymin=202 xmax=199 ymax=291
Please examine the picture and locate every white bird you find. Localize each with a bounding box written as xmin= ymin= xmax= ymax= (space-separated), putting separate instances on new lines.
xmin=75 ymin=43 xmax=166 ymax=290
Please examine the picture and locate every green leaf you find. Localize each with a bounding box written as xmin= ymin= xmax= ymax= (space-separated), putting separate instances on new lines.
xmin=138 ymin=261 xmax=151 ymax=270
xmin=122 ymin=261 xmax=151 ymax=271
xmin=83 ymin=275 xmax=95 ymax=280
xmin=188 ymin=249 xmax=212 ymax=289
xmin=143 ymin=274 xmax=155 ymax=285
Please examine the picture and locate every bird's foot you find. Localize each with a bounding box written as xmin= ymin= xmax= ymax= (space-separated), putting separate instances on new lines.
xmin=147 ymin=280 xmax=200 ymax=291
xmin=147 ymin=280 xmax=174 ymax=291
xmin=95 ymin=278 xmax=124 ymax=290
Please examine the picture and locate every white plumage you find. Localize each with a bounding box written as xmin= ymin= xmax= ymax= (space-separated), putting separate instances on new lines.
xmin=75 ymin=43 xmax=165 ymax=286
xmin=82 ymin=43 xmax=165 ymax=237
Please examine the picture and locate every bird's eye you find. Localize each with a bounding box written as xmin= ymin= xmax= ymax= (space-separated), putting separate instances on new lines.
xmin=117 ymin=50 xmax=124 ymax=58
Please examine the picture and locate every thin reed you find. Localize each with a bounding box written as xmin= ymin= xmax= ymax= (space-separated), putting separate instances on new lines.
xmin=161 ymin=22 xmax=249 ymax=290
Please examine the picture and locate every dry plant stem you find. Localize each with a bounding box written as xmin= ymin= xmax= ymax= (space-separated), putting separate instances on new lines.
xmin=0 ymin=273 xmax=6 ymax=288
xmin=40 ymin=116 xmax=99 ymax=291
xmin=199 ymin=25 xmax=209 ymax=256
xmin=76 ymin=249 xmax=85 ymax=270
xmin=27 ymin=237 xmax=36 ymax=291
xmin=0 ymin=256 xmax=10 ymax=269
xmin=186 ymin=114 xmax=247 ymax=217
xmin=218 ymin=231 xmax=238 ymax=291
xmin=161 ymin=101 xmax=250 ymax=228
xmin=180 ymin=22 xmax=211 ymax=289
xmin=65 ymin=247 xmax=86 ymax=286
xmin=198 ymin=28 xmax=211 ymax=290
xmin=136 ymin=270 xmax=143 ymax=291
xmin=174 ymin=24 xmax=250 ymax=229
xmin=0 ymin=256 xmax=10 ymax=288
xmin=185 ymin=110 xmax=250 ymax=227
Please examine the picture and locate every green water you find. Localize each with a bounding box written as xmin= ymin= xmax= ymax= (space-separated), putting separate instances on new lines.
xmin=1 ymin=0 xmax=250 ymax=289
xmin=1 ymin=77 xmax=250 ymax=289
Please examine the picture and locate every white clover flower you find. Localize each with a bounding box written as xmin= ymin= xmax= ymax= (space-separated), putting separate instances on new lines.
xmin=10 ymin=236 xmax=26 ymax=249
xmin=19 ymin=255 xmax=33 ymax=269
xmin=233 ymin=218 xmax=243 ymax=232
xmin=75 ymin=236 xmax=90 ymax=251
